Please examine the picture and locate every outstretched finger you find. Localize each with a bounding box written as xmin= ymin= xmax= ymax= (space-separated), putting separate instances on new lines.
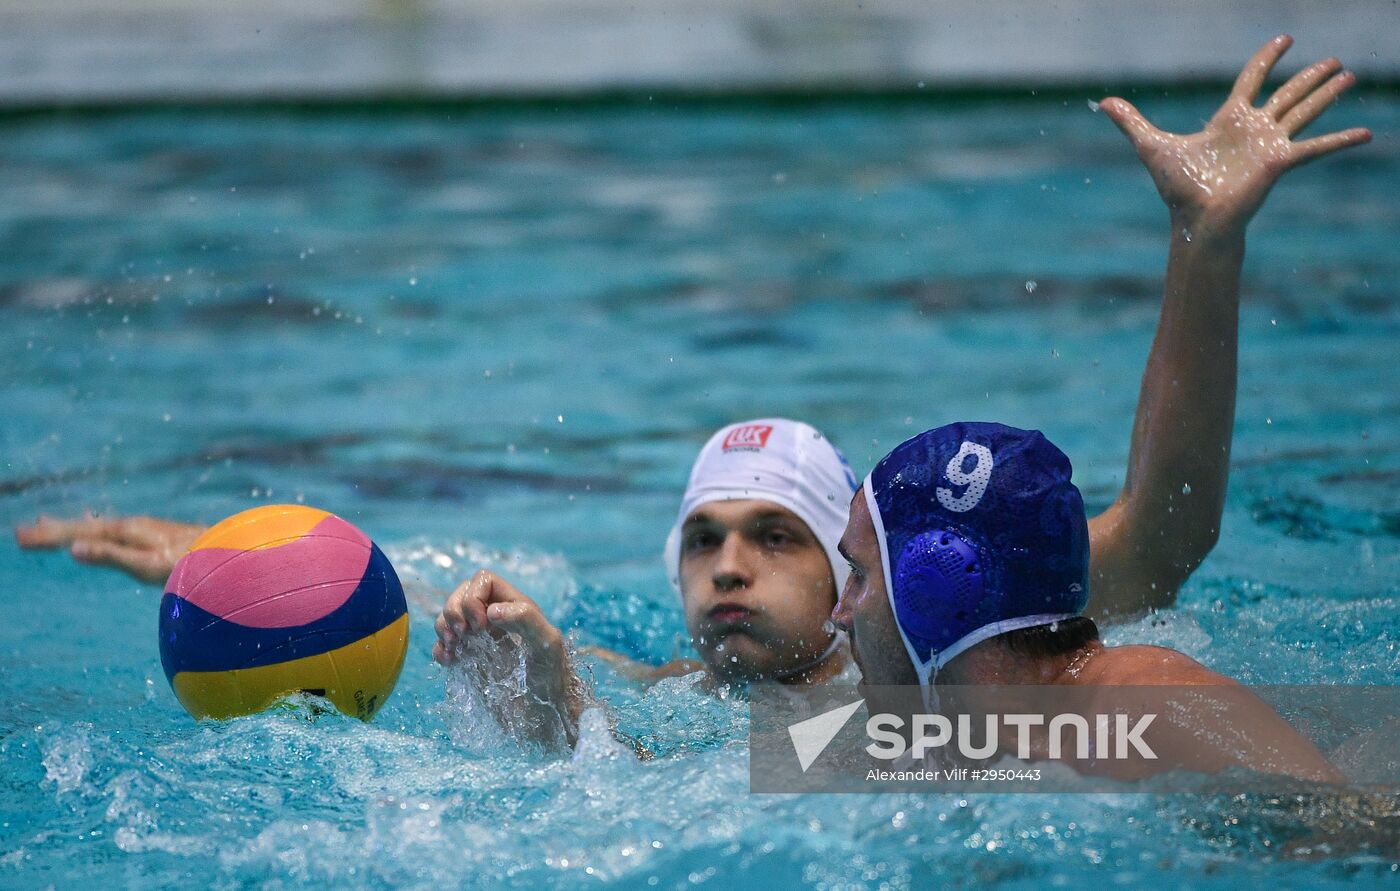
xmin=1280 ymin=70 xmax=1357 ymax=135
xmin=15 ymin=517 xmax=70 ymax=549
xmin=15 ymin=515 xmax=108 ymax=549
xmin=70 ymin=538 xmax=171 ymax=584
xmin=1099 ymin=97 xmax=1167 ymax=151
xmin=17 ymin=513 xmax=164 ymax=551
xmin=1264 ymin=57 xmax=1342 ymax=118
xmin=1232 ymin=35 xmax=1292 ymax=104
xmin=1289 ymin=127 xmax=1372 ymax=168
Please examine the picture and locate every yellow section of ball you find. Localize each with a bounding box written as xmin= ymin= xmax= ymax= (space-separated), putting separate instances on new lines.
xmin=170 ymin=613 xmax=409 ymax=721
xmin=186 ymin=504 xmax=334 ymax=554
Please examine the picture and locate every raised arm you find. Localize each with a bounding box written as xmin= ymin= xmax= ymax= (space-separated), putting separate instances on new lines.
xmin=1084 ymin=36 xmax=1370 ymax=620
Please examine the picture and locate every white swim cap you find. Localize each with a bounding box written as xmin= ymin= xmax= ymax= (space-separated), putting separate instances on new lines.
xmin=665 ymin=418 xmax=859 ymax=596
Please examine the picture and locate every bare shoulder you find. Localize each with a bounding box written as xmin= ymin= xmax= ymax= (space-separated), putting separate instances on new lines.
xmin=1088 ymin=644 xmax=1236 ymax=686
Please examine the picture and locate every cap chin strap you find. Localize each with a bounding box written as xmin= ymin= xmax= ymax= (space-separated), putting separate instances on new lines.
xmin=861 ymin=475 xmax=1076 ymax=710
xmin=931 ymin=613 xmax=1079 ymax=673
xmin=771 ymin=629 xmax=847 ymax=681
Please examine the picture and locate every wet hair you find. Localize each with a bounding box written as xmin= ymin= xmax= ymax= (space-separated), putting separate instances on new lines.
xmin=995 ymin=616 xmax=1099 ymax=659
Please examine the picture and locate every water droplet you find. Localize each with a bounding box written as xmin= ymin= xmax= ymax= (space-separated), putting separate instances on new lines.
xmin=1086 ymin=99 xmax=1100 ymax=112
xmin=1181 ymin=483 xmax=1192 ymax=495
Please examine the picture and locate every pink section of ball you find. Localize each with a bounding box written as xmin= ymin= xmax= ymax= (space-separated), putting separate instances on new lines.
xmin=169 ymin=516 xmax=372 ymax=628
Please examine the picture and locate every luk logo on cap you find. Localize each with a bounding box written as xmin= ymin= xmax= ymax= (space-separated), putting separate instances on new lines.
xmin=723 ymin=424 xmax=774 ymax=451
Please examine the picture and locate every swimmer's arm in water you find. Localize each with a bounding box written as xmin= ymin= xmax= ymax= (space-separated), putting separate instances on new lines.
xmin=1084 ymin=36 xmax=1370 ymax=621
xmin=13 ymin=513 xmax=205 ymax=585
xmin=577 ymin=646 xmax=705 ymax=684
xmin=1091 ymin=646 xmax=1345 ymax=785
xmin=434 ymin=569 xmax=588 ymax=747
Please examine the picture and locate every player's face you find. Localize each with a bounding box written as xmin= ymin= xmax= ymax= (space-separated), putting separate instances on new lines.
xmin=831 ymin=489 xmax=919 ymax=688
xmin=678 ymin=500 xmax=837 ymax=684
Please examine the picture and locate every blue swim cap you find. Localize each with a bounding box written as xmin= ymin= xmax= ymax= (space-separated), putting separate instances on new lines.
xmin=863 ymin=422 xmax=1089 ymax=687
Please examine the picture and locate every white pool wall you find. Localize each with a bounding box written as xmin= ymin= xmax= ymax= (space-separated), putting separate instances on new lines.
xmin=1 ymin=0 xmax=1396 ymax=104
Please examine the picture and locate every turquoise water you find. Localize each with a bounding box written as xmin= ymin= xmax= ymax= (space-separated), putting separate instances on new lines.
xmin=2 ymin=96 xmax=1398 ymax=887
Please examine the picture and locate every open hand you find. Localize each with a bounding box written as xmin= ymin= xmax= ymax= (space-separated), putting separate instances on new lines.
xmin=1101 ymin=35 xmax=1371 ymax=239
xmin=14 ymin=513 xmax=205 ymax=585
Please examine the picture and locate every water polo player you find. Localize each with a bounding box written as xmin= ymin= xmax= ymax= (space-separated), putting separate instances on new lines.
xmin=832 ymin=421 xmax=1342 ymax=783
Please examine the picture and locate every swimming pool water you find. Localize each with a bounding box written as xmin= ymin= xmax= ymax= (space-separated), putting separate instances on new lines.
xmin=1 ymin=94 xmax=1398 ymax=887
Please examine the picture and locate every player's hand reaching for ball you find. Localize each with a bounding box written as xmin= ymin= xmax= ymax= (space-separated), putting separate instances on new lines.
xmin=434 ymin=569 xmax=585 ymax=746
xmin=14 ymin=513 xmax=207 ymax=585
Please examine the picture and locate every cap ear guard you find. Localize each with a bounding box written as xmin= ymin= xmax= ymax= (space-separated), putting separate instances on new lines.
xmin=891 ymin=529 xmax=984 ymax=663
xmin=887 ymin=522 xmax=1079 ymax=705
